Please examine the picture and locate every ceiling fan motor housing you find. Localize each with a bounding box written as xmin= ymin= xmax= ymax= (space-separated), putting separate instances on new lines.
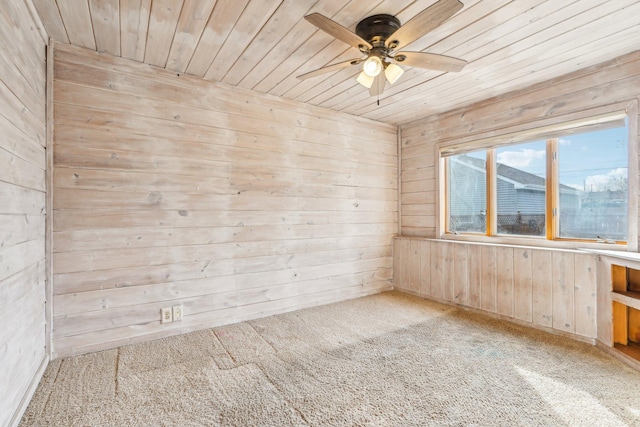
xmin=355 ymin=14 xmax=401 ymax=49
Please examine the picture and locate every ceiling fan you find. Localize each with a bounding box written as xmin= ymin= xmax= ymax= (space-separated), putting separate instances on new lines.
xmin=297 ymin=0 xmax=467 ymax=97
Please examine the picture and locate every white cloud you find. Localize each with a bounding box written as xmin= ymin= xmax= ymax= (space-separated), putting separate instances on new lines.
xmin=497 ymin=149 xmax=545 ymax=168
xmin=558 ymin=138 xmax=571 ymax=146
xmin=585 ymin=167 xmax=628 ymax=191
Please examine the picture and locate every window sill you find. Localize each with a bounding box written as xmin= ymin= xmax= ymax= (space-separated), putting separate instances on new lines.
xmin=439 ymin=232 xmax=628 ymax=252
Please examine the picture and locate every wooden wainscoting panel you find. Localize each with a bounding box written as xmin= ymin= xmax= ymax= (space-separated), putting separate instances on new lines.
xmin=496 ymin=246 xmax=514 ymax=317
xmin=453 ymin=243 xmax=468 ymax=305
xmin=574 ymin=253 xmax=597 ymax=338
xmin=513 ymin=247 xmax=533 ymax=323
xmin=552 ymin=251 xmax=576 ymax=333
xmin=531 ymin=249 xmax=553 ymax=328
xmin=441 ymin=242 xmax=455 ymax=302
xmin=467 ymin=244 xmax=482 ymax=309
xmin=430 ymin=241 xmax=445 ymax=300
xmin=480 ymin=245 xmax=497 ymax=313
xmin=409 ymin=239 xmax=421 ymax=293
xmin=419 ymin=240 xmax=431 ymax=296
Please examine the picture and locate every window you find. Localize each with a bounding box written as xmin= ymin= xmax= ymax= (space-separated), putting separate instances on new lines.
xmin=443 ymin=114 xmax=629 ymax=243
xmin=447 ymin=150 xmax=486 ymax=233
xmin=496 ymin=140 xmax=546 ymax=237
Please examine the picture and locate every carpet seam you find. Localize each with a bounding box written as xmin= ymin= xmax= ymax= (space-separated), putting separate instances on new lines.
xmin=114 ymin=348 xmax=120 ymax=397
xmin=247 ymin=320 xmax=278 ymax=354
xmin=212 ymin=328 xmax=238 ymax=367
xmin=254 ymin=360 xmax=311 ymax=426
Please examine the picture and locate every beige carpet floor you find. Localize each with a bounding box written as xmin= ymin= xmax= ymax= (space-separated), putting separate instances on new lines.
xmin=21 ymin=291 xmax=640 ymax=426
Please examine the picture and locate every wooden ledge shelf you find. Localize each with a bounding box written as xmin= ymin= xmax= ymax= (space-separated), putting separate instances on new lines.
xmin=611 ymin=291 xmax=640 ymax=311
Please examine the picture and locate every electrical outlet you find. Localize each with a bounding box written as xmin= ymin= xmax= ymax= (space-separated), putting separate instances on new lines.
xmin=161 ymin=307 xmax=173 ymax=323
xmin=173 ymin=305 xmax=183 ymax=322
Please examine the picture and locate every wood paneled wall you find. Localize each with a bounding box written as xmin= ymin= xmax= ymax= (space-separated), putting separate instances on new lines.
xmin=51 ymin=43 xmax=397 ymax=358
xmin=0 ymin=1 xmax=48 ymax=425
xmin=399 ymin=50 xmax=640 ymax=239
xmin=394 ymin=238 xmax=598 ymax=339
xmin=394 ymin=51 xmax=640 ymax=343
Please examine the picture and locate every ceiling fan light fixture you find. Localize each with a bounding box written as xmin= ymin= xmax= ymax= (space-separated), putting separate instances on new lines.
xmin=362 ymin=56 xmax=383 ymax=77
xmin=357 ymin=71 xmax=375 ymax=88
xmin=384 ymin=63 xmax=404 ymax=84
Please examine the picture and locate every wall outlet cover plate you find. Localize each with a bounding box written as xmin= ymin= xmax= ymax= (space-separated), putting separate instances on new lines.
xmin=161 ymin=307 xmax=173 ymax=323
xmin=173 ymin=305 xmax=183 ymax=322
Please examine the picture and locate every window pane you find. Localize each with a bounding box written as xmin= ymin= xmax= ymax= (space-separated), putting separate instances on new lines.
xmin=448 ymin=152 xmax=486 ymax=233
xmin=495 ymin=140 xmax=546 ymax=236
xmin=558 ymin=125 xmax=628 ymax=241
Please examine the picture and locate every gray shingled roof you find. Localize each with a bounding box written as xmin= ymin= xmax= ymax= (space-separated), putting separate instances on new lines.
xmin=455 ymin=155 xmax=577 ymax=191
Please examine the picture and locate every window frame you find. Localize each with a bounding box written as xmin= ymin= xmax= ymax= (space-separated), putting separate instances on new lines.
xmin=436 ymin=102 xmax=638 ymax=250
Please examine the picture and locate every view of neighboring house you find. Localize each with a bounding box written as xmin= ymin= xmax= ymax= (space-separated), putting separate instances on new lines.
xmin=448 ymin=154 xmax=626 ymax=240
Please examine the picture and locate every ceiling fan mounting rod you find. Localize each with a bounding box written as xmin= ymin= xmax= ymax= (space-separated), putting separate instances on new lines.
xmin=355 ymin=14 xmax=401 ymax=49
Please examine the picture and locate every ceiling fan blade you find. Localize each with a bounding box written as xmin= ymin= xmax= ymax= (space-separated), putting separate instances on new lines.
xmin=393 ymin=51 xmax=467 ymax=72
xmin=305 ymin=13 xmax=373 ymax=51
xmin=369 ymin=73 xmax=385 ymax=97
xmin=297 ymin=59 xmax=362 ymax=80
xmin=386 ymin=0 xmax=463 ymax=51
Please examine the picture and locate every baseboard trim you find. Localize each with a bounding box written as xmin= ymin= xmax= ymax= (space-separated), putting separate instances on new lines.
xmin=395 ymin=288 xmax=597 ymax=346
xmin=9 ymin=355 xmax=49 ymax=427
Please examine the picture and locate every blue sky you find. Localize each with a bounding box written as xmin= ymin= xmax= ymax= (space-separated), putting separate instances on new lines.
xmin=495 ymin=125 xmax=628 ymax=192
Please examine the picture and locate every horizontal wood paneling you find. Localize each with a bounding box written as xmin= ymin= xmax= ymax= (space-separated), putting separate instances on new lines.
xmin=393 ymin=52 xmax=640 ymax=347
xmin=51 ymin=43 xmax=397 ymax=358
xmin=399 ymin=51 xmax=640 ymax=239
xmin=394 ymin=238 xmax=598 ymax=340
xmin=0 ymin=1 xmax=47 ymax=426
xmin=32 ymin=0 xmax=640 ymax=124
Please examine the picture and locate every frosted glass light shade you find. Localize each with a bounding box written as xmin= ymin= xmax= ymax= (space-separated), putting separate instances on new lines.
xmin=385 ymin=63 xmax=404 ymax=84
xmin=357 ymin=71 xmax=375 ymax=88
xmin=362 ymin=56 xmax=383 ymax=77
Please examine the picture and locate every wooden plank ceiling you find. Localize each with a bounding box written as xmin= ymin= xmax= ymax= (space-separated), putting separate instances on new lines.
xmin=33 ymin=0 xmax=640 ymax=125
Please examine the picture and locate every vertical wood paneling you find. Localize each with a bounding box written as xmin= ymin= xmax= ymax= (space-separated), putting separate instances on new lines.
xmin=56 ymin=0 xmax=96 ymax=49
xmin=184 ymin=0 xmax=250 ymax=76
xmin=513 ymin=247 xmax=533 ymax=323
xmin=409 ymin=239 xmax=421 ymax=293
xmin=394 ymin=239 xmax=410 ymax=290
xmin=203 ymin=0 xmax=282 ymax=82
xmin=89 ymin=0 xmax=120 ymax=56
xmin=0 ymin=1 xmax=47 ymax=425
xmin=165 ymin=0 xmax=217 ymax=73
xmin=574 ymin=253 xmax=597 ymax=338
xmin=441 ymin=242 xmax=455 ymax=302
xmin=221 ymin=0 xmax=316 ymax=87
xmin=531 ymin=249 xmax=553 ymax=328
xmin=395 ymin=238 xmax=599 ymax=342
xmin=496 ymin=246 xmax=514 ymax=317
xmin=51 ymin=43 xmax=397 ymax=358
xmin=393 ymin=238 xmax=402 ymax=289
xmin=430 ymin=241 xmax=444 ymax=299
xmin=119 ymin=0 xmax=152 ymax=62
xmin=419 ymin=240 xmax=431 ymax=296
xmin=596 ymin=256 xmax=612 ymax=345
xmin=467 ymin=244 xmax=482 ymax=309
xmin=480 ymin=245 xmax=497 ymax=312
xmin=31 ymin=0 xmax=69 ymax=42
xmin=453 ymin=243 xmax=467 ymax=305
xmin=552 ymin=251 xmax=575 ymax=333
xmin=144 ymin=0 xmax=184 ymax=67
